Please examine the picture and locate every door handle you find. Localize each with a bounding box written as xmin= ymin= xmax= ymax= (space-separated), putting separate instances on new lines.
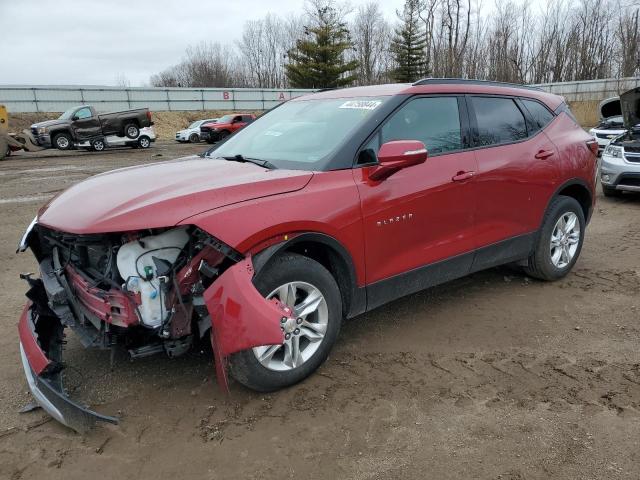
xmin=452 ymin=171 xmax=475 ymax=182
xmin=534 ymin=149 xmax=554 ymax=159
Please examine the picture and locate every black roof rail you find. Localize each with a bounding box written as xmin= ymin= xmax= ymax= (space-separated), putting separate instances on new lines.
xmin=412 ymin=77 xmax=543 ymax=92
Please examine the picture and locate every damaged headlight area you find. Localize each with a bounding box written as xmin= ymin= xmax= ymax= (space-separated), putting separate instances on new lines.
xmin=17 ymin=224 xmax=288 ymax=432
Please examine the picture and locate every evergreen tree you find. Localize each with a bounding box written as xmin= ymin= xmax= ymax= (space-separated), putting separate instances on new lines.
xmin=285 ymin=5 xmax=359 ymax=88
xmin=391 ymin=0 xmax=427 ymax=83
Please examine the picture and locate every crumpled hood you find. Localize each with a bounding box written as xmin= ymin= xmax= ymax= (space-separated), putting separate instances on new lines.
xmin=31 ymin=119 xmax=65 ymax=129
xmin=37 ymin=156 xmax=313 ymax=234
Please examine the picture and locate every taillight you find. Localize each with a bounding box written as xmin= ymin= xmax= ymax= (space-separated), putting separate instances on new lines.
xmin=146 ymin=111 xmax=152 ymax=121
xmin=586 ymin=139 xmax=598 ymax=156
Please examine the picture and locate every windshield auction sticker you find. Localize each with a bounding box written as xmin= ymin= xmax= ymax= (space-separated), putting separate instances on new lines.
xmin=339 ymin=100 xmax=382 ymax=110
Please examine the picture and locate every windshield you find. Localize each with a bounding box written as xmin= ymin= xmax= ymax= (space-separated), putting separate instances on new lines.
xmin=59 ymin=107 xmax=76 ymax=120
xmin=216 ymin=115 xmax=235 ymax=124
xmin=188 ymin=121 xmax=202 ymax=129
xmin=208 ymin=97 xmax=389 ymax=170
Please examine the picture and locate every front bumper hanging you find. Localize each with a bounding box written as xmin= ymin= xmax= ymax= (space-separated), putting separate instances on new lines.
xmin=204 ymin=257 xmax=288 ymax=391
xmin=17 ymin=251 xmax=288 ymax=430
xmin=18 ymin=295 xmax=118 ymax=433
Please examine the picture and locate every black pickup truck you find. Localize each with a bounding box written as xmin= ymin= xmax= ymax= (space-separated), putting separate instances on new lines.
xmin=31 ymin=105 xmax=153 ymax=150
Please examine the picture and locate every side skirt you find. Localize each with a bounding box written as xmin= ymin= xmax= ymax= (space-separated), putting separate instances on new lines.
xmin=365 ymin=232 xmax=536 ymax=312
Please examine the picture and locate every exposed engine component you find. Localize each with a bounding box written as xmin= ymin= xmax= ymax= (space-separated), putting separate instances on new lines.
xmin=116 ymin=227 xmax=190 ymax=328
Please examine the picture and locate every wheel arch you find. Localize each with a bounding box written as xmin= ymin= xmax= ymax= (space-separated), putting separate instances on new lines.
xmin=552 ymin=179 xmax=593 ymax=223
xmin=50 ymin=128 xmax=73 ymax=139
xmin=252 ymin=232 xmax=366 ymax=319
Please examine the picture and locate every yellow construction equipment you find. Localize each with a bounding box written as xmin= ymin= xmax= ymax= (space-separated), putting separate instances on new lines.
xmin=0 ymin=105 xmax=45 ymax=160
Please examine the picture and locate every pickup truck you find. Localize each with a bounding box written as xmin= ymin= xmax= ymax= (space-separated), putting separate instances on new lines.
xmin=200 ymin=114 xmax=256 ymax=144
xmin=31 ymin=105 xmax=153 ymax=150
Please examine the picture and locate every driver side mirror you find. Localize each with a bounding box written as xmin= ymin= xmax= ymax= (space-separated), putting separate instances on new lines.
xmin=71 ymin=116 xmax=79 ymax=121
xmin=368 ymin=140 xmax=428 ymax=181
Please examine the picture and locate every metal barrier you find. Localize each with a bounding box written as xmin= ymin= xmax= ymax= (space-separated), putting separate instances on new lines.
xmin=533 ymin=77 xmax=640 ymax=101
xmin=1 ymin=77 xmax=639 ymax=112
xmin=0 ymin=86 xmax=315 ymax=113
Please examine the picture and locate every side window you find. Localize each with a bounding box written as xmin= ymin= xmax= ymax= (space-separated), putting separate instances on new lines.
xmin=75 ymin=107 xmax=92 ymax=119
xmin=471 ymin=96 xmax=527 ymax=146
xmin=521 ymin=99 xmax=555 ymax=133
xmin=380 ymin=97 xmax=463 ymax=155
xmin=233 ymin=115 xmax=243 ymax=123
xmin=357 ymin=134 xmax=380 ymax=165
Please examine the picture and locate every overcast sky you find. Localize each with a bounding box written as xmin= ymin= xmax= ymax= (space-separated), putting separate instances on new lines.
xmin=1 ymin=0 xmax=406 ymax=86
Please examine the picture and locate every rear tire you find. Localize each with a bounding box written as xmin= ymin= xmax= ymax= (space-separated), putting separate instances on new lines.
xmin=524 ymin=196 xmax=585 ymax=281
xmin=602 ymin=185 xmax=622 ymax=197
xmin=138 ymin=136 xmax=151 ymax=149
xmin=53 ymin=132 xmax=72 ymax=150
xmin=123 ymin=123 xmax=139 ymax=139
xmin=229 ymin=253 xmax=342 ymax=392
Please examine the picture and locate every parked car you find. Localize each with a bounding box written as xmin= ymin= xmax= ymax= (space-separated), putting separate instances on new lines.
xmin=17 ymin=79 xmax=597 ymax=432
xmin=589 ymin=97 xmax=627 ymax=155
xmin=175 ymin=119 xmax=218 ymax=143
xmin=599 ymin=87 xmax=640 ymax=197
xmin=30 ymin=105 xmax=153 ymax=150
xmin=200 ymin=114 xmax=255 ymax=143
xmin=78 ymin=126 xmax=157 ymax=151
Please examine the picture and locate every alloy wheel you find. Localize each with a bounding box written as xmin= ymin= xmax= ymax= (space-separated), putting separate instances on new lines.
xmin=252 ymin=281 xmax=328 ymax=371
xmin=550 ymin=212 xmax=580 ymax=268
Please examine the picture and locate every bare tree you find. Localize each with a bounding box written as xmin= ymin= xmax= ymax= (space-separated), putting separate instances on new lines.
xmin=351 ymin=2 xmax=393 ymax=84
xmin=150 ymin=42 xmax=246 ymax=88
xmin=150 ymin=0 xmax=640 ymax=88
xmin=617 ymin=5 xmax=640 ymax=76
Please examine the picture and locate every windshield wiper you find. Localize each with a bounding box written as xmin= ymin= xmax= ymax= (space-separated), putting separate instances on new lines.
xmin=220 ymin=154 xmax=277 ymax=170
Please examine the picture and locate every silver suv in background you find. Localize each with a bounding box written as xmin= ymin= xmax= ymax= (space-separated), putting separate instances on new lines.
xmin=599 ymin=88 xmax=640 ymax=197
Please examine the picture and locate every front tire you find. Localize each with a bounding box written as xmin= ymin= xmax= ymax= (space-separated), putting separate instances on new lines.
xmin=189 ymin=133 xmax=199 ymax=143
xmin=229 ymin=253 xmax=342 ymax=392
xmin=524 ymin=196 xmax=585 ymax=281
xmin=53 ymin=132 xmax=72 ymax=150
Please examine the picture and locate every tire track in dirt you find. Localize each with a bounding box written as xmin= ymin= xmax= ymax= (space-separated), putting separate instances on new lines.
xmin=196 ymin=350 xmax=640 ymax=444
xmin=560 ymin=268 xmax=640 ymax=294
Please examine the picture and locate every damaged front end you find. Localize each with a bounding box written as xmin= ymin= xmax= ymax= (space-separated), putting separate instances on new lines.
xmin=17 ymin=222 xmax=287 ymax=432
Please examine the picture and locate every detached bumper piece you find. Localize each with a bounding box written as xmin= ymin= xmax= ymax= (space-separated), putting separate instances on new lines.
xmin=204 ymin=257 xmax=288 ymax=391
xmin=18 ymin=293 xmax=118 ymax=433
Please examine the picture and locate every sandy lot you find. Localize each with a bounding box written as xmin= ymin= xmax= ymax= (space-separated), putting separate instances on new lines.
xmin=0 ymin=143 xmax=639 ymax=480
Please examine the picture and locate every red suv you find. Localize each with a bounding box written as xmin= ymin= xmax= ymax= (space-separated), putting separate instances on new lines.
xmin=200 ymin=113 xmax=256 ymax=143
xmin=17 ymin=79 xmax=597 ymax=431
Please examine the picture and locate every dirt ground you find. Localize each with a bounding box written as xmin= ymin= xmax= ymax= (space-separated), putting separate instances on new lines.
xmin=0 ymin=142 xmax=639 ymax=480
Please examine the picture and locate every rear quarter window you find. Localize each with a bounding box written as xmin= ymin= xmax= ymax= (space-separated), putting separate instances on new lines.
xmin=471 ymin=96 xmax=527 ymax=146
xmin=521 ymin=99 xmax=555 ymax=133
